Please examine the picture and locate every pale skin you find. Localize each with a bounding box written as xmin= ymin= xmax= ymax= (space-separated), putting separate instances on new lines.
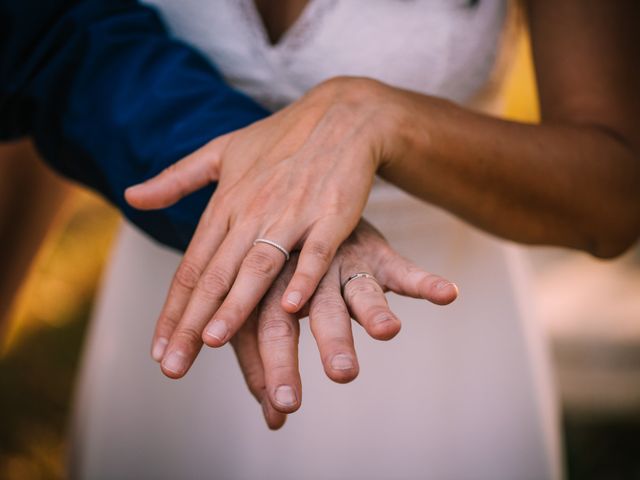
xmin=125 ymin=0 xmax=640 ymax=427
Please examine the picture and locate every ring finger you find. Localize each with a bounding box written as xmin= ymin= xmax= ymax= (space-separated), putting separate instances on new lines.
xmin=340 ymin=258 xmax=401 ymax=341
xmin=203 ymin=227 xmax=297 ymax=348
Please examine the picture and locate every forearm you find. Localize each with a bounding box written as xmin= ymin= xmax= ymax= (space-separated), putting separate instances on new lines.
xmin=376 ymin=87 xmax=640 ymax=258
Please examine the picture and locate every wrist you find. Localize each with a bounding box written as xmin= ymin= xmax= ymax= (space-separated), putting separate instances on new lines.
xmin=377 ymin=87 xmax=451 ymax=185
xmin=332 ymin=79 xmax=437 ymax=173
xmin=306 ymin=77 xmax=396 ymax=170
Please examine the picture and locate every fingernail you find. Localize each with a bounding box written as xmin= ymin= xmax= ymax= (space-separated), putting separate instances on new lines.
xmin=374 ymin=313 xmax=394 ymax=325
xmin=437 ymin=281 xmax=454 ymax=291
xmin=205 ymin=321 xmax=229 ymax=343
xmin=151 ymin=337 xmax=168 ymax=362
xmin=331 ymin=354 xmax=355 ymax=371
xmin=162 ymin=350 xmax=188 ymax=375
xmin=286 ymin=291 xmax=302 ymax=307
xmin=274 ymin=385 xmax=297 ymax=407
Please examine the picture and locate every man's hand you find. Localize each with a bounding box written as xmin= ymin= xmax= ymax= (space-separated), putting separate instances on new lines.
xmin=126 ymin=78 xmax=413 ymax=374
xmin=157 ymin=219 xmax=458 ymax=429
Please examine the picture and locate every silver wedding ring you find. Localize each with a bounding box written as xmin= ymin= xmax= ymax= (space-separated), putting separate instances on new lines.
xmin=341 ymin=272 xmax=377 ymax=292
xmin=253 ymin=238 xmax=291 ymax=261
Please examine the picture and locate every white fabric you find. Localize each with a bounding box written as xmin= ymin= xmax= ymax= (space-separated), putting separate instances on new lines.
xmin=71 ymin=1 xmax=562 ymax=479
xmin=147 ymin=0 xmax=507 ymax=111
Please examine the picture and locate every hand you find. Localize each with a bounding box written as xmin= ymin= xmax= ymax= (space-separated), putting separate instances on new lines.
xmin=155 ymin=219 xmax=458 ymax=430
xmin=126 ymin=78 xmax=408 ymax=371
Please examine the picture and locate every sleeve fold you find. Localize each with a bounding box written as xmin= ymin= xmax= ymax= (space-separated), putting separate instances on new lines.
xmin=0 ymin=0 xmax=269 ymax=250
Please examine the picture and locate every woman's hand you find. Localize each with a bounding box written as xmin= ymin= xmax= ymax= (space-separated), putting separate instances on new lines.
xmin=126 ymin=78 xmax=406 ymax=369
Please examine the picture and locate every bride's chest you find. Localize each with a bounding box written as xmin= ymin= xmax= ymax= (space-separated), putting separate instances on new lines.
xmin=143 ymin=0 xmax=509 ymax=110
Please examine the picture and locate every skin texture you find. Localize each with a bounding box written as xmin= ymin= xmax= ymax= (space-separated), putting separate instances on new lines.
xmin=150 ymin=219 xmax=457 ymax=428
xmin=125 ymin=0 xmax=640 ymax=427
xmin=232 ymin=220 xmax=458 ymax=428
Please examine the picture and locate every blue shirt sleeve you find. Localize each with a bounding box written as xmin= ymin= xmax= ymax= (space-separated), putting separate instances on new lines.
xmin=0 ymin=0 xmax=269 ymax=251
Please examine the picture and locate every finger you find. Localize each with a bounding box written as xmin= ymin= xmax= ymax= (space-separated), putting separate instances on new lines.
xmin=309 ymin=264 xmax=359 ymax=383
xmin=258 ymin=264 xmax=302 ymax=414
xmin=160 ymin=228 xmax=253 ymax=378
xmin=232 ymin=314 xmax=287 ymax=430
xmin=125 ymin=133 xmax=232 ymax=210
xmin=203 ymin=237 xmax=292 ymax=348
xmin=376 ymin=254 xmax=459 ymax=306
xmin=340 ymin=263 xmax=401 ymax=342
xmin=150 ymin=200 xmax=226 ymax=363
xmin=282 ymin=218 xmax=350 ymax=313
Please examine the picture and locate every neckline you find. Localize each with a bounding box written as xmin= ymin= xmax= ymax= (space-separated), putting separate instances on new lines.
xmin=245 ymin=0 xmax=319 ymax=50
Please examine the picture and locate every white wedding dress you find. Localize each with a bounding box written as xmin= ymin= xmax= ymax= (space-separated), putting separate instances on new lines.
xmin=70 ymin=1 xmax=562 ymax=479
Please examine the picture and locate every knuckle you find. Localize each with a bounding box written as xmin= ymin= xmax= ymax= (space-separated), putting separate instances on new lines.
xmin=173 ymin=326 xmax=203 ymax=348
xmin=404 ymin=263 xmax=428 ymax=279
xmin=259 ymin=319 xmax=294 ymax=343
xmin=220 ymin=299 xmax=246 ymax=322
xmin=312 ymin=297 xmax=347 ymax=318
xmin=247 ymin=190 xmax=272 ymax=213
xmin=198 ymin=268 xmax=233 ymax=300
xmin=156 ymin=311 xmax=180 ymax=334
xmin=269 ymin=364 xmax=296 ymax=378
xmin=306 ymin=240 xmax=334 ymax=266
xmin=244 ymin=250 xmax=280 ymax=279
xmin=344 ymin=280 xmax=381 ymax=303
xmin=174 ymin=260 xmax=202 ymax=290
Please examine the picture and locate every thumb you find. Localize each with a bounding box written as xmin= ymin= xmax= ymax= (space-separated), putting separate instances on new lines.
xmin=125 ymin=133 xmax=230 ymax=210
